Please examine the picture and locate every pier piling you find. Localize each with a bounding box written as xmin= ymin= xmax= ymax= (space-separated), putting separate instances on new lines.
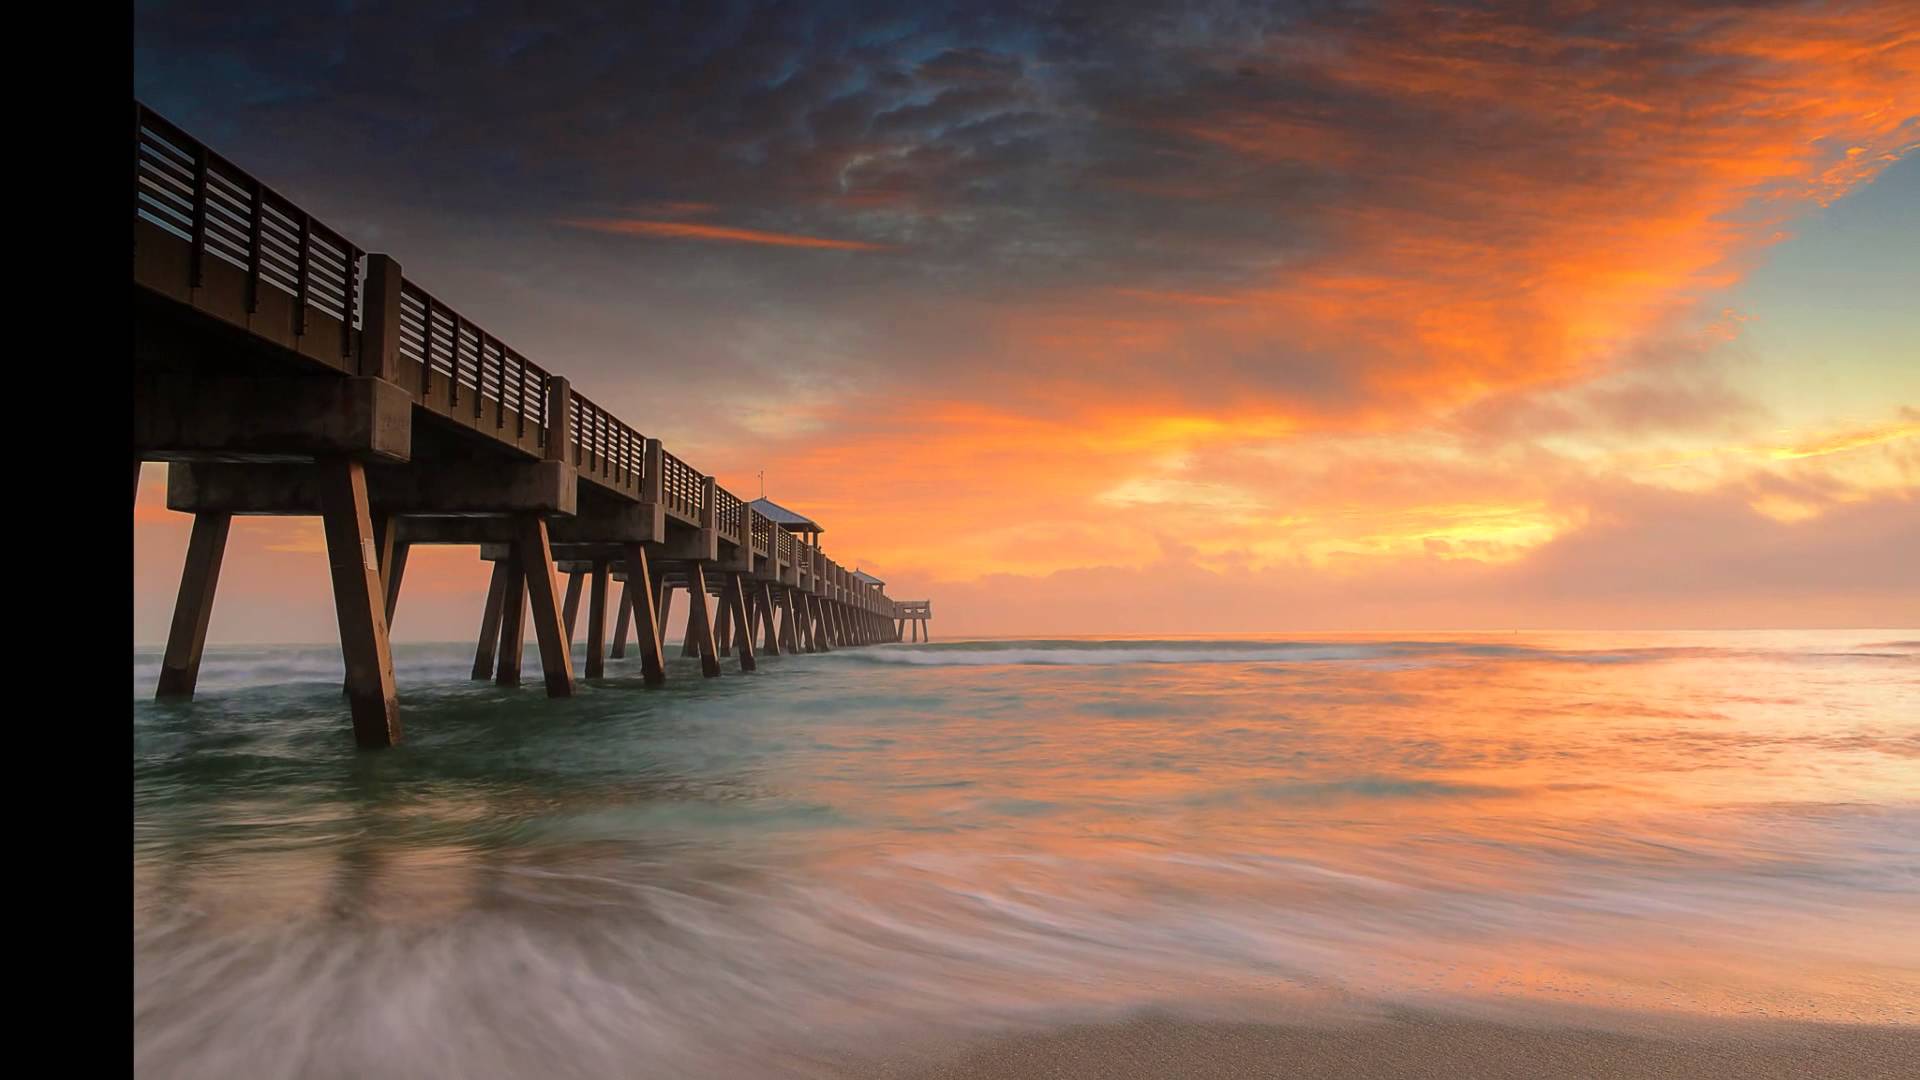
xmin=473 ymin=561 xmax=509 ymax=679
xmin=133 ymin=100 xmax=928 ymax=744
xmin=515 ymin=516 xmax=576 ymax=698
xmin=318 ymin=461 xmax=401 ymax=748
xmin=623 ymin=544 xmax=667 ymax=686
xmin=586 ymin=558 xmax=609 ymax=679
xmin=156 ymin=511 xmax=231 ymax=699
xmin=496 ymin=559 xmax=526 ymax=686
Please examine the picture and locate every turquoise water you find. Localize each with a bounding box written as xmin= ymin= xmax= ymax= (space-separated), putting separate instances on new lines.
xmin=133 ymin=632 xmax=1920 ymax=1076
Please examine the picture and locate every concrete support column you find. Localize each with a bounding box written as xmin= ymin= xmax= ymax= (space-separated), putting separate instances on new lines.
xmin=723 ymin=572 xmax=757 ymax=672
xmin=757 ymin=581 xmax=782 ymax=656
xmin=640 ymin=437 xmax=664 ymax=509
xmin=610 ymin=579 xmax=632 ymax=659
xmin=783 ymin=589 xmax=802 ymax=653
xmin=544 ymin=376 xmax=573 ymax=462
xmin=714 ymin=585 xmax=734 ymax=654
xmin=383 ymin=537 xmax=409 ymax=628
xmin=585 ymin=558 xmax=610 ymax=679
xmin=472 ymin=560 xmax=509 ymax=679
xmin=784 ymin=588 xmax=807 ymax=653
xmin=156 ymin=511 xmax=231 ymax=699
xmin=811 ymin=595 xmax=833 ymax=652
xmin=496 ymin=557 xmax=526 ymax=685
xmin=514 ymin=515 xmax=576 ymax=697
xmin=359 ymin=255 xmax=403 ymax=382
xmin=623 ymin=544 xmax=667 ymax=686
xmin=317 ymin=460 xmax=401 ymax=747
xmin=345 ymin=514 xmax=406 ymax=695
xmin=681 ymin=587 xmax=702 ymax=658
xmin=684 ymin=563 xmax=722 ymax=677
xmin=562 ymin=569 xmax=585 ymax=646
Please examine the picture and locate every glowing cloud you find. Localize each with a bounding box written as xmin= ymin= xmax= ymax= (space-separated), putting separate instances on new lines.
xmin=560 ymin=218 xmax=889 ymax=251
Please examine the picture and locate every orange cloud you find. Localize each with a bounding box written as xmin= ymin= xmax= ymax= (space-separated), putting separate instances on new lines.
xmin=134 ymin=2 xmax=1920 ymax=641
xmin=1769 ymin=420 xmax=1920 ymax=461
xmin=560 ymin=217 xmax=889 ymax=251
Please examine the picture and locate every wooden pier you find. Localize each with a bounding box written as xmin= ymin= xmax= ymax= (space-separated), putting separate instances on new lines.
xmin=132 ymin=102 xmax=931 ymax=748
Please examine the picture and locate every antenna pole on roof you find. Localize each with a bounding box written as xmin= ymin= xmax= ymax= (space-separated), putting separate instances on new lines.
xmin=758 ymin=470 xmax=765 ymax=499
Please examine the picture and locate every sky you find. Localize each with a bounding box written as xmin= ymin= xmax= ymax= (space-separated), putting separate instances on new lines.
xmin=133 ymin=0 xmax=1918 ymax=641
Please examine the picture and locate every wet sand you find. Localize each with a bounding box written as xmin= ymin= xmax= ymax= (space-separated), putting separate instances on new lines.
xmin=836 ymin=1009 xmax=1920 ymax=1080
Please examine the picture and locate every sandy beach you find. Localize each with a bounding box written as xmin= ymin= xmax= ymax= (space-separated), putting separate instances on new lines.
xmin=839 ymin=1009 xmax=1920 ymax=1080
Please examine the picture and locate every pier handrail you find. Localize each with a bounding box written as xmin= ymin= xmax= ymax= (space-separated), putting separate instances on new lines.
xmin=659 ymin=450 xmax=703 ymax=521
xmin=568 ymin=389 xmax=646 ymax=491
xmin=397 ymin=277 xmax=551 ymax=443
xmin=136 ymin=104 xmax=362 ymax=357
xmin=715 ymin=487 xmax=744 ymax=544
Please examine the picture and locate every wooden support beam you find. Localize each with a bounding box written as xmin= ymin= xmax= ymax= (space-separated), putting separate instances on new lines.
xmin=383 ymin=540 xmax=409 ymax=626
xmin=723 ymin=572 xmax=757 ymax=672
xmin=783 ymin=587 xmax=807 ymax=653
xmin=657 ymin=581 xmax=673 ymax=646
xmin=156 ymin=511 xmax=231 ymax=699
xmin=472 ymin=560 xmax=509 ymax=679
xmin=585 ymin=558 xmax=609 ymax=679
xmin=757 ymin=580 xmax=781 ymax=656
xmin=780 ymin=587 xmax=801 ymax=653
xmin=714 ymin=585 xmax=733 ymax=654
xmin=811 ymin=594 xmax=833 ymax=652
xmin=622 ymin=544 xmax=667 ymax=687
xmin=681 ymin=585 xmax=701 ymax=658
xmin=345 ymin=515 xmax=405 ymax=695
xmin=514 ymin=515 xmax=576 ymax=697
xmin=317 ymin=460 xmax=401 ymax=747
xmin=610 ymin=579 xmax=632 ymax=659
xmin=496 ymin=558 xmax=526 ymax=685
xmin=562 ymin=570 xmax=584 ymax=646
xmin=684 ymin=563 xmax=722 ymax=677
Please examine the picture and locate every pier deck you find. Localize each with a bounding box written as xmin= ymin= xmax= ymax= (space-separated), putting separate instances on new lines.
xmin=133 ymin=102 xmax=930 ymax=747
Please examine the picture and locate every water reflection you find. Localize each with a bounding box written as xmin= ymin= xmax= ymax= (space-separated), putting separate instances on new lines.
xmin=134 ymin=632 xmax=1920 ymax=1075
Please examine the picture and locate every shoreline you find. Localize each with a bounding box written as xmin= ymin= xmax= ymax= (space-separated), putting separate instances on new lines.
xmin=825 ymin=1006 xmax=1920 ymax=1080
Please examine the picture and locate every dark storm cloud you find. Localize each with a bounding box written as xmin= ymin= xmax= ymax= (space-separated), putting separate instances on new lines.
xmin=132 ymin=0 xmax=1347 ymax=295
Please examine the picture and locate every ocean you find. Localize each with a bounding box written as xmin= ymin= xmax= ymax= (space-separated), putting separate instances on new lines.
xmin=132 ymin=631 xmax=1920 ymax=1076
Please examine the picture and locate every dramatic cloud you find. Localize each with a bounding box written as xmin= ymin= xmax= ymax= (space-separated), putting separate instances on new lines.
xmin=133 ymin=1 xmax=1920 ymax=640
xmin=560 ymin=218 xmax=891 ymax=251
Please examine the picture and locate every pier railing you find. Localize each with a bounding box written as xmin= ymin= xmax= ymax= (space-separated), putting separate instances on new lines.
xmin=134 ymin=100 xmax=895 ymax=611
xmin=136 ymin=105 xmax=363 ymax=366
xmin=659 ymin=450 xmax=703 ymax=523
xmin=568 ymin=390 xmax=645 ymax=496
xmin=397 ymin=278 xmax=551 ymax=455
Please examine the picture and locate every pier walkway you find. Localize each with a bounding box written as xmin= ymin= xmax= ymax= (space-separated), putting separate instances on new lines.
xmin=133 ymin=102 xmax=931 ymax=747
